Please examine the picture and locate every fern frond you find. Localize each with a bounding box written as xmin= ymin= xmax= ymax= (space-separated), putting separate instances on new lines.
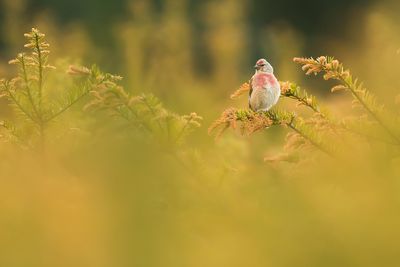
xmin=294 ymin=56 xmax=400 ymax=144
xmin=81 ymin=67 xmax=202 ymax=144
xmin=209 ymin=107 xmax=335 ymax=156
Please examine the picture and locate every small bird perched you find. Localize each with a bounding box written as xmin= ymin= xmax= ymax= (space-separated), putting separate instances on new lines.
xmin=249 ymin=58 xmax=280 ymax=112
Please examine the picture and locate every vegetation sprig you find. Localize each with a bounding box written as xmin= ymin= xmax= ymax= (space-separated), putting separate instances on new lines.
xmin=210 ymin=56 xmax=400 ymax=162
xmin=294 ymin=56 xmax=400 ymax=144
xmin=0 ymin=28 xmax=202 ymax=148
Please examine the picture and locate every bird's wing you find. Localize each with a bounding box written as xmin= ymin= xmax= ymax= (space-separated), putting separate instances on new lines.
xmin=248 ymin=78 xmax=253 ymax=109
xmin=248 ymin=78 xmax=253 ymax=98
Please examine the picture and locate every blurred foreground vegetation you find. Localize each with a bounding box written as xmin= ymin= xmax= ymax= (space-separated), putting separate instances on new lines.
xmin=1 ymin=0 xmax=400 ymax=267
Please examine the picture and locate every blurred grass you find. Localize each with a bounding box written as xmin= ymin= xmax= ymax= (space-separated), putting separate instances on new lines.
xmin=1 ymin=0 xmax=400 ymax=266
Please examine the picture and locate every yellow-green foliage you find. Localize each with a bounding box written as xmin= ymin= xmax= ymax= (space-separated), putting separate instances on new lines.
xmin=83 ymin=71 xmax=202 ymax=145
xmin=0 ymin=29 xmax=202 ymax=149
xmin=1 ymin=17 xmax=400 ymax=267
xmin=0 ymin=29 xmax=98 ymax=147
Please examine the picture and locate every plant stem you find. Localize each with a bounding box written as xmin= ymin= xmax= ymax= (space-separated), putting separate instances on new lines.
xmin=21 ymin=55 xmax=41 ymax=123
xmin=116 ymin=107 xmax=152 ymax=133
xmin=35 ymin=34 xmax=44 ymax=112
xmin=175 ymin=119 xmax=191 ymax=143
xmin=141 ymin=96 xmax=165 ymax=133
xmin=287 ymin=119 xmax=334 ymax=156
xmin=45 ymin=89 xmax=90 ymax=122
xmin=342 ymin=79 xmax=400 ymax=144
xmin=6 ymin=88 xmax=36 ymax=123
xmin=342 ymin=123 xmax=399 ymax=145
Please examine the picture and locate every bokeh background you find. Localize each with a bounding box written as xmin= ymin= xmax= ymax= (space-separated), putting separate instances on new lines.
xmin=1 ymin=0 xmax=400 ymax=266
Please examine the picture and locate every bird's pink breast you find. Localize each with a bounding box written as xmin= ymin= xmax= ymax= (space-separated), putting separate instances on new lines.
xmin=252 ymin=73 xmax=278 ymax=89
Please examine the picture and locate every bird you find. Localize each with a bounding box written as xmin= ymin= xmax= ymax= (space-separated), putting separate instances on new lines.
xmin=249 ymin=58 xmax=280 ymax=112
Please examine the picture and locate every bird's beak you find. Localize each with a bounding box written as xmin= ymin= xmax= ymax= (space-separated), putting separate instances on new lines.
xmin=254 ymin=65 xmax=258 ymax=69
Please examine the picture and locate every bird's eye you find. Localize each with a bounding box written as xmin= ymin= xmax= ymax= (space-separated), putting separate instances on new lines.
xmin=260 ymin=64 xmax=266 ymax=66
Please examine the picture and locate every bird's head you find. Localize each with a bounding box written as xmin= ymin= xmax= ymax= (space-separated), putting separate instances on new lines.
xmin=254 ymin=58 xmax=273 ymax=74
